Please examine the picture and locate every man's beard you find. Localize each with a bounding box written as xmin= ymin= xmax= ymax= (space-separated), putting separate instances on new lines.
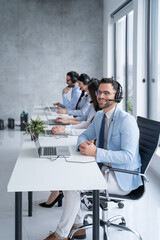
xmin=98 ymin=100 xmax=114 ymax=109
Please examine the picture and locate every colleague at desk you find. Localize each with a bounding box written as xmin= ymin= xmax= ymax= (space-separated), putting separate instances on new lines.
xmin=54 ymin=78 xmax=100 ymax=126
xmin=54 ymin=71 xmax=81 ymax=110
xmin=39 ymin=79 xmax=100 ymax=209
xmin=43 ymin=78 xmax=143 ymax=240
xmin=52 ymin=79 xmax=100 ymax=136
xmin=57 ymin=73 xmax=91 ymax=117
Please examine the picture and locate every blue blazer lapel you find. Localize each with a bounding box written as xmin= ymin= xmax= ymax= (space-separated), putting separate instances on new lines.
xmin=107 ymin=120 xmax=113 ymax=145
xmin=107 ymin=106 xmax=119 ymax=147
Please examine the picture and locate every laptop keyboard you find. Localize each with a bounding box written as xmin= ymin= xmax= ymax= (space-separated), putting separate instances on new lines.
xmin=43 ymin=147 xmax=56 ymax=155
xmin=44 ymin=106 xmax=58 ymax=111
xmin=48 ymin=120 xmax=55 ymax=124
xmin=45 ymin=130 xmax=52 ymax=135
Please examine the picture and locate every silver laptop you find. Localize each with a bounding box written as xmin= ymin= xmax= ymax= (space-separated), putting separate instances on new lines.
xmin=45 ymin=129 xmax=67 ymax=137
xmin=45 ymin=99 xmax=61 ymax=113
xmin=44 ymin=109 xmax=69 ymax=126
xmin=40 ymin=96 xmax=47 ymax=109
xmin=34 ymin=138 xmax=71 ymax=158
xmin=45 ymin=129 xmax=53 ymax=136
xmin=40 ymin=97 xmax=60 ymax=112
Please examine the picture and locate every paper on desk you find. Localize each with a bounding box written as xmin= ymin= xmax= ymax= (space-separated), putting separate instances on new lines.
xmin=67 ymin=145 xmax=96 ymax=163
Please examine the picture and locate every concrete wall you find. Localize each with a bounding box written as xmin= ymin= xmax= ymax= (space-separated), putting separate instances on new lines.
xmin=0 ymin=0 xmax=103 ymax=121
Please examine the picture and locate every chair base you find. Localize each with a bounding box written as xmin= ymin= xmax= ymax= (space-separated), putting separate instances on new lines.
xmin=69 ymin=214 xmax=142 ymax=240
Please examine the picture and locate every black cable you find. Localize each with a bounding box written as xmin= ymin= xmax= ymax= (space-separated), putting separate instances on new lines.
xmin=48 ymin=155 xmax=96 ymax=164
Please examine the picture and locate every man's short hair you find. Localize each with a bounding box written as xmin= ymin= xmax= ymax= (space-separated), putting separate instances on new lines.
xmin=99 ymin=78 xmax=123 ymax=103
xmin=100 ymin=78 xmax=120 ymax=92
xmin=67 ymin=71 xmax=79 ymax=83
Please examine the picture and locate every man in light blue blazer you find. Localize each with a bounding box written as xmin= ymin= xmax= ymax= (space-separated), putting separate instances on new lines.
xmin=78 ymin=78 xmax=143 ymax=194
xmin=44 ymin=78 xmax=143 ymax=240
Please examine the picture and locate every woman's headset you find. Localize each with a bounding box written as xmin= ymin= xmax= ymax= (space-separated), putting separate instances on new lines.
xmin=78 ymin=73 xmax=90 ymax=85
xmin=89 ymin=78 xmax=99 ymax=90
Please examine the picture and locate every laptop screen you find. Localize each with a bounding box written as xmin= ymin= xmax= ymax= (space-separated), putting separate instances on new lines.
xmin=34 ymin=138 xmax=40 ymax=149
xmin=34 ymin=138 xmax=41 ymax=156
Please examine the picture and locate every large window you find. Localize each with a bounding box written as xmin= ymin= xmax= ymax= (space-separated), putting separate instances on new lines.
xmin=127 ymin=11 xmax=133 ymax=112
xmin=111 ymin=0 xmax=160 ymax=120
xmin=149 ymin=0 xmax=160 ymax=121
xmin=158 ymin=1 xmax=160 ymax=120
xmin=112 ymin=2 xmax=134 ymax=113
xmin=115 ymin=16 xmax=126 ymax=109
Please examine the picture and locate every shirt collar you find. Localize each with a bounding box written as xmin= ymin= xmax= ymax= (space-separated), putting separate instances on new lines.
xmin=104 ymin=107 xmax=115 ymax=120
xmin=72 ymin=85 xmax=79 ymax=91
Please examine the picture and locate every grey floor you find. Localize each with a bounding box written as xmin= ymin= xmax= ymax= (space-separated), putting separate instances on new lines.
xmin=0 ymin=127 xmax=160 ymax=240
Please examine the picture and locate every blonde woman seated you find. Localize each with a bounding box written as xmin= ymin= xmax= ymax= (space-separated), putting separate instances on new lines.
xmin=39 ymin=79 xmax=100 ymax=208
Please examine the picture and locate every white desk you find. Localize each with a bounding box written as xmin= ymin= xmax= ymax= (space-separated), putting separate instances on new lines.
xmin=8 ymin=135 xmax=107 ymax=240
xmin=32 ymin=106 xmax=71 ymax=119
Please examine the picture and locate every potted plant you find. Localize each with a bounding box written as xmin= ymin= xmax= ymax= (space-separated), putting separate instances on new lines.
xmin=25 ymin=117 xmax=46 ymax=140
xmin=126 ymin=100 xmax=133 ymax=115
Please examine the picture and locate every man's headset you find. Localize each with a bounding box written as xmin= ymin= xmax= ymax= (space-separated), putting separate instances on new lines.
xmin=70 ymin=71 xmax=78 ymax=83
xmin=106 ymin=81 xmax=122 ymax=103
xmin=114 ymin=81 xmax=123 ymax=103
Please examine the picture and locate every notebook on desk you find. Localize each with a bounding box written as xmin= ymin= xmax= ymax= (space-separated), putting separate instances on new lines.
xmin=34 ymin=138 xmax=71 ymax=158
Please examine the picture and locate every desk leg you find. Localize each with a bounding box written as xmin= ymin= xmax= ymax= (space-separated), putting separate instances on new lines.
xmin=28 ymin=192 xmax=33 ymax=217
xmin=15 ymin=192 xmax=22 ymax=240
xmin=93 ymin=190 xmax=99 ymax=240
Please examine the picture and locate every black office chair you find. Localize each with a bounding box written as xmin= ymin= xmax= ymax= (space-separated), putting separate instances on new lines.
xmin=69 ymin=116 xmax=160 ymax=240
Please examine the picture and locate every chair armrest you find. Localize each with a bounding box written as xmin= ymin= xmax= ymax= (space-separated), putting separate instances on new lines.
xmin=105 ymin=167 xmax=149 ymax=182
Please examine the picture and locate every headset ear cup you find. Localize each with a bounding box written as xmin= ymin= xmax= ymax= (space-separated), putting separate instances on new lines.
xmin=115 ymin=83 xmax=122 ymax=103
xmin=71 ymin=72 xmax=77 ymax=83
xmin=115 ymin=91 xmax=119 ymax=102
xmin=72 ymin=76 xmax=76 ymax=83
xmin=115 ymin=91 xmax=119 ymax=101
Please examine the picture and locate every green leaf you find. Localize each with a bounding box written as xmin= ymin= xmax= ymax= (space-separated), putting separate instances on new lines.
xmin=24 ymin=117 xmax=46 ymax=136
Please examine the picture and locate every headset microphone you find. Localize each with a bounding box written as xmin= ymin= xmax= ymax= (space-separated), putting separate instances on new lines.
xmin=108 ymin=98 xmax=122 ymax=102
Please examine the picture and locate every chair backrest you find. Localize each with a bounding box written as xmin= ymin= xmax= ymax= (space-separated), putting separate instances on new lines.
xmin=109 ymin=117 xmax=160 ymax=201
xmin=137 ymin=116 xmax=160 ymax=174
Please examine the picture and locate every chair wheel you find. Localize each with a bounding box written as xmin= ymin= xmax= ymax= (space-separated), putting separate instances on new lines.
xmin=119 ymin=218 xmax=126 ymax=226
xmin=103 ymin=232 xmax=107 ymax=240
xmin=118 ymin=202 xmax=124 ymax=208
xmin=81 ymin=198 xmax=93 ymax=211
xmin=119 ymin=221 xmax=126 ymax=226
xmin=83 ymin=220 xmax=89 ymax=225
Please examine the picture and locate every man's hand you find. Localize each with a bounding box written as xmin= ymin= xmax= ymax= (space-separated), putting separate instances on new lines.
xmin=54 ymin=102 xmax=62 ymax=107
xmin=79 ymin=141 xmax=97 ymax=157
xmin=57 ymin=109 xmax=68 ymax=114
xmin=63 ymin=87 xmax=70 ymax=94
xmin=52 ymin=126 xmax=66 ymax=135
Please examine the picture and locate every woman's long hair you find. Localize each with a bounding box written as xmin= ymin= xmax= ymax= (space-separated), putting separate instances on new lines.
xmin=87 ymin=78 xmax=100 ymax=112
